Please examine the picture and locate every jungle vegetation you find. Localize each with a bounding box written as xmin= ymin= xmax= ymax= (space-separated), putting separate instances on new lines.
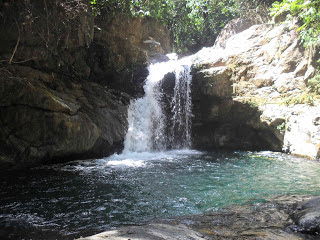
xmin=90 ymin=0 xmax=277 ymax=53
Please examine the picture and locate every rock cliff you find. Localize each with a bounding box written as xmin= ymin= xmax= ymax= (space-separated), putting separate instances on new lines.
xmin=0 ymin=1 xmax=170 ymax=168
xmin=191 ymin=17 xmax=320 ymax=159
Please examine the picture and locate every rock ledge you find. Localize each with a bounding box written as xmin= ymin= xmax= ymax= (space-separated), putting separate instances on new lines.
xmin=78 ymin=195 xmax=320 ymax=240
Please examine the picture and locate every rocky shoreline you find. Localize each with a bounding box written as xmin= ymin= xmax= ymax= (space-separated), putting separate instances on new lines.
xmin=78 ymin=195 xmax=320 ymax=240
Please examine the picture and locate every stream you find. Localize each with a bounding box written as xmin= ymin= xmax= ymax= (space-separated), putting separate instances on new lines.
xmin=1 ymin=151 xmax=320 ymax=239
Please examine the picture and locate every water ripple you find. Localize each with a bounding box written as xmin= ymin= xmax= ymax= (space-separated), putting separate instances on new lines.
xmin=1 ymin=151 xmax=320 ymax=239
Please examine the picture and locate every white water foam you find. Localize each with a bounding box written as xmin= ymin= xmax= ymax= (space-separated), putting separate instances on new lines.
xmin=170 ymin=58 xmax=192 ymax=148
xmin=106 ymin=150 xmax=202 ymax=168
xmin=123 ymin=54 xmax=193 ymax=153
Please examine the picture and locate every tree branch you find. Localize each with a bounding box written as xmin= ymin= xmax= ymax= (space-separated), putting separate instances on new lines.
xmin=9 ymin=18 xmax=20 ymax=65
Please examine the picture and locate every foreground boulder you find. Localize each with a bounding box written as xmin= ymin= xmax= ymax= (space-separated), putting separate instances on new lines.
xmin=78 ymin=224 xmax=207 ymax=240
xmin=292 ymin=196 xmax=320 ymax=234
xmin=78 ymin=195 xmax=320 ymax=240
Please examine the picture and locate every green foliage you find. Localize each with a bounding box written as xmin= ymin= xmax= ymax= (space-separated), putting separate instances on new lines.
xmin=270 ymin=0 xmax=320 ymax=49
xmin=168 ymin=0 xmax=240 ymax=53
xmin=132 ymin=0 xmax=241 ymax=53
xmin=282 ymin=92 xmax=319 ymax=105
xmin=277 ymin=121 xmax=286 ymax=133
xmin=270 ymin=1 xmax=320 ymax=96
xmin=237 ymin=0 xmax=277 ymax=12
xmin=90 ymin=0 xmax=275 ymax=54
xmin=308 ymin=74 xmax=320 ymax=94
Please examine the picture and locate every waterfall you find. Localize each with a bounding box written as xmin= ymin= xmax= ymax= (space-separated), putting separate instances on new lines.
xmin=123 ymin=54 xmax=192 ymax=153
xmin=169 ymin=62 xmax=192 ymax=149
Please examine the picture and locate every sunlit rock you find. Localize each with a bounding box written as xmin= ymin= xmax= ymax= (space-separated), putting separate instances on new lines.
xmin=283 ymin=106 xmax=320 ymax=159
xmin=191 ymin=16 xmax=319 ymax=159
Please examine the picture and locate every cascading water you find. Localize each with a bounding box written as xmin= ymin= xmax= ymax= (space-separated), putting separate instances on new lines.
xmin=169 ymin=62 xmax=192 ymax=149
xmin=123 ymin=54 xmax=192 ymax=153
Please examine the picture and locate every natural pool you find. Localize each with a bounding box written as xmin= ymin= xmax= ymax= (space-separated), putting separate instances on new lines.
xmin=1 ymin=150 xmax=320 ymax=239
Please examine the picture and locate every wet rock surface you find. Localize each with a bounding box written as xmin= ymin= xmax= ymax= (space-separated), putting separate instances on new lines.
xmin=292 ymin=196 xmax=320 ymax=234
xmin=78 ymin=195 xmax=320 ymax=240
xmin=0 ymin=65 xmax=130 ymax=168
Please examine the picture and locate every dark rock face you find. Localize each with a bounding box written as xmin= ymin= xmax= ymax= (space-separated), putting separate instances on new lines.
xmin=191 ymin=98 xmax=283 ymax=151
xmin=0 ymin=66 xmax=129 ymax=168
xmin=191 ymin=65 xmax=282 ymax=151
xmin=86 ymin=42 xmax=149 ymax=97
xmin=0 ymin=1 xmax=94 ymax=78
xmin=88 ymin=15 xmax=170 ymax=97
xmin=292 ymin=196 xmax=320 ymax=234
xmin=0 ymin=1 xmax=171 ymax=168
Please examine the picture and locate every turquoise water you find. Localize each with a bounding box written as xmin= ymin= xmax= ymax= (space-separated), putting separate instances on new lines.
xmin=1 ymin=150 xmax=320 ymax=239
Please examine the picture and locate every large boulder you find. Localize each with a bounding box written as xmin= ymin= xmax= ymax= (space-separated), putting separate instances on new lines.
xmin=285 ymin=113 xmax=320 ymax=159
xmin=291 ymin=196 xmax=320 ymax=234
xmin=0 ymin=65 xmax=129 ymax=168
xmin=0 ymin=1 xmax=170 ymax=98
